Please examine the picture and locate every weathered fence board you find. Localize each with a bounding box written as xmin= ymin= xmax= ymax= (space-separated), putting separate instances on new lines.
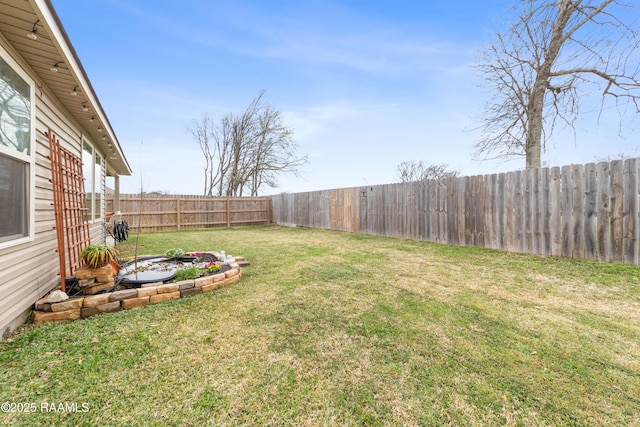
xmin=572 ymin=164 xmax=585 ymax=259
xmin=539 ymin=168 xmax=549 ymax=256
xmin=503 ymin=172 xmax=515 ymax=253
xmin=525 ymin=169 xmax=534 ymax=254
xmin=610 ymin=161 xmax=624 ymax=263
xmin=624 ymin=158 xmax=639 ymax=265
xmin=496 ymin=173 xmax=506 ymax=251
xmin=549 ymin=167 xmax=561 ymax=256
xmin=106 ymin=195 xmax=271 ymax=232
xmin=514 ymin=172 xmax=525 ymax=254
xmin=271 ymin=158 xmax=640 ymax=265
xmin=596 ymin=161 xmax=611 ymax=262
xmin=584 ymin=163 xmax=597 ymax=261
xmin=561 ymin=165 xmax=572 ymax=258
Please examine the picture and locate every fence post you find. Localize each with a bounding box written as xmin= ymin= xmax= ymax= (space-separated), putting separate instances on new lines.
xmin=177 ymin=198 xmax=181 ymax=231
xmin=359 ymin=186 xmax=368 ymax=234
xmin=226 ymin=198 xmax=231 ymax=228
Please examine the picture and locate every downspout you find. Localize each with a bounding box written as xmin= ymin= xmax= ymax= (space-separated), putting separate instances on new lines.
xmin=114 ymin=175 xmax=120 ymax=212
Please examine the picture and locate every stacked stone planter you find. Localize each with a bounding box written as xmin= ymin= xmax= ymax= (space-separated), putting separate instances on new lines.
xmin=32 ymin=256 xmax=245 ymax=325
xmin=74 ymin=264 xmax=117 ymax=294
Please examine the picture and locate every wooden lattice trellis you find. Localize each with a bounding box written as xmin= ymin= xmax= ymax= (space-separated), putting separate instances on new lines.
xmin=47 ymin=130 xmax=91 ymax=292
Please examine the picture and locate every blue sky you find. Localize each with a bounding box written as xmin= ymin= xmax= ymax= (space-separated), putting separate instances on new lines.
xmin=52 ymin=0 xmax=638 ymax=195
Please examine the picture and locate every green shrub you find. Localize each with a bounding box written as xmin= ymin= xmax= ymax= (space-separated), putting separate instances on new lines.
xmin=164 ymin=248 xmax=185 ymax=257
xmin=174 ymin=265 xmax=201 ymax=281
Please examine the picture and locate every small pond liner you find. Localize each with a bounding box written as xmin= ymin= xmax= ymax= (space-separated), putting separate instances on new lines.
xmin=116 ymin=253 xmax=222 ymax=286
xmin=117 ymin=256 xmax=179 ymax=285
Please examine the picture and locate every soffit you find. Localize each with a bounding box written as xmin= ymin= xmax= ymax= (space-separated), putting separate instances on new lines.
xmin=0 ymin=0 xmax=132 ymax=176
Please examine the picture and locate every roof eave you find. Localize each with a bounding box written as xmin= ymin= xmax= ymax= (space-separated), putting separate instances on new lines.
xmin=33 ymin=0 xmax=132 ymax=176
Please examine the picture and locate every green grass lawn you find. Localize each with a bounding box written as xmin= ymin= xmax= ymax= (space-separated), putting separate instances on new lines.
xmin=1 ymin=225 xmax=639 ymax=426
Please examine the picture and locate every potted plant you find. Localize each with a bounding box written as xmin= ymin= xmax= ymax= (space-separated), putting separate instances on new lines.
xmin=80 ymin=244 xmax=120 ymax=269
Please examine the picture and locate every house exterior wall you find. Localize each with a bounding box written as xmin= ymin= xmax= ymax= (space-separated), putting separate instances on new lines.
xmin=0 ymin=36 xmax=107 ymax=338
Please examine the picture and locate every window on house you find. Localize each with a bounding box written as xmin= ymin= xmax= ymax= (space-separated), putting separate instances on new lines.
xmin=82 ymin=139 xmax=103 ymax=221
xmin=0 ymin=49 xmax=34 ymax=247
xmin=0 ymin=154 xmax=28 ymax=243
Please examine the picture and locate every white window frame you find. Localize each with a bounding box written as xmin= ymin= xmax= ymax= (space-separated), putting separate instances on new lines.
xmin=0 ymin=45 xmax=36 ymax=249
xmin=82 ymin=137 xmax=103 ymax=222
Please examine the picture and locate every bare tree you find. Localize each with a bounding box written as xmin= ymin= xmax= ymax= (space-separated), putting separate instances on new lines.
xmin=187 ymin=113 xmax=214 ymax=196
xmin=187 ymin=113 xmax=233 ymax=197
xmin=594 ymin=147 xmax=639 ymax=163
xmin=397 ymin=161 xmax=459 ymax=182
xmin=226 ymin=93 xmax=263 ymax=197
xmin=188 ymin=91 xmax=307 ymax=196
xmin=245 ymin=104 xmax=307 ymax=196
xmin=475 ymin=0 xmax=640 ymax=169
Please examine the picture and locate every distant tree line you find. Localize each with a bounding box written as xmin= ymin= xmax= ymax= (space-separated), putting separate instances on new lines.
xmin=396 ymin=161 xmax=459 ymax=182
xmin=188 ymin=91 xmax=307 ymax=197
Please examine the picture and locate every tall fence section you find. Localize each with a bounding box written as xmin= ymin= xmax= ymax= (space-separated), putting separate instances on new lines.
xmin=271 ymin=159 xmax=639 ymax=265
xmin=106 ymin=195 xmax=272 ymax=232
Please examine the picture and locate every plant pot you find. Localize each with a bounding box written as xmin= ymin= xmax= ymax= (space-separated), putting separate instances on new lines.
xmin=80 ymin=244 xmax=119 ymax=269
xmin=109 ymin=260 xmax=121 ymax=275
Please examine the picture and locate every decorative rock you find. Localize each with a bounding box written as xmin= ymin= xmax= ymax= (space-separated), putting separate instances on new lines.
xmin=177 ymin=280 xmax=195 ymax=290
xmin=75 ymin=265 xmax=112 ymax=280
xmin=83 ymin=294 xmax=111 ymax=308
xmin=50 ymin=298 xmax=83 ymax=312
xmin=109 ymin=289 xmax=138 ymax=302
xmin=210 ymin=272 xmax=226 ymax=282
xmin=95 ymin=272 xmax=114 ymax=283
xmin=237 ymin=260 xmax=250 ymax=267
xmin=141 ymin=281 xmax=164 ymax=288
xmin=224 ymin=268 xmax=239 ymax=278
xmin=77 ymin=278 xmax=95 ymax=288
xmin=156 ymin=283 xmax=179 ymax=294
xmin=137 ymin=287 xmax=158 ymax=297
xmin=96 ymin=301 xmax=121 ymax=313
xmin=43 ymin=290 xmax=69 ymax=303
xmin=200 ymin=282 xmax=221 ymax=293
xmin=149 ymin=291 xmax=180 ymax=304
xmin=82 ymin=301 xmax=122 ymax=318
xmin=81 ymin=307 xmax=99 ymax=318
xmin=122 ymin=297 xmax=149 ymax=310
xmin=180 ymin=287 xmax=202 ymax=298
xmin=33 ymin=309 xmax=81 ymax=324
xmin=34 ymin=298 xmax=52 ymax=312
xmin=74 ymin=270 xmax=92 ymax=281
xmin=195 ymin=276 xmax=214 ymax=287
xmin=83 ymin=282 xmax=114 ymax=295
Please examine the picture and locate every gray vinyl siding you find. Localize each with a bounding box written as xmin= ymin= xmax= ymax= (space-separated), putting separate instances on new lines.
xmin=0 ymin=37 xmax=107 ymax=336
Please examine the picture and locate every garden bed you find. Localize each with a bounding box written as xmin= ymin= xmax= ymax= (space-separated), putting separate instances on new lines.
xmin=31 ymin=252 xmax=246 ymax=325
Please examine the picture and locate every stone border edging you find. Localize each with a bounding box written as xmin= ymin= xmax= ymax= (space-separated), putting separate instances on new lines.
xmin=31 ymin=256 xmax=246 ymax=325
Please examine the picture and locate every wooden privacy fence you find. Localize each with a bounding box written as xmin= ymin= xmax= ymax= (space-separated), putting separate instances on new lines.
xmin=271 ymin=158 xmax=640 ymax=265
xmin=106 ymin=195 xmax=272 ymax=232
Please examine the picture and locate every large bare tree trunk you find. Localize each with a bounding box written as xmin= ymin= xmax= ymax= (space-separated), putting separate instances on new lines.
xmin=476 ymin=0 xmax=639 ymax=169
xmin=525 ymin=87 xmax=544 ymax=169
xmin=525 ymin=0 xmax=575 ymax=169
